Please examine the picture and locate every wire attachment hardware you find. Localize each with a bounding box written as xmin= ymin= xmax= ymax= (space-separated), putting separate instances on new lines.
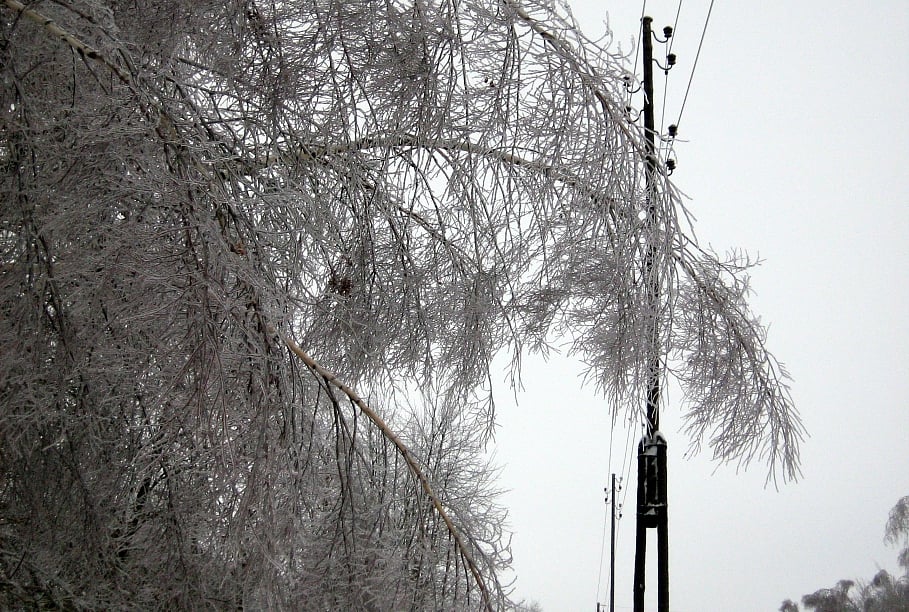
xmin=653 ymin=23 xmax=674 ymax=43
xmin=655 ymin=53 xmax=676 ymax=73
xmin=623 ymin=74 xmax=642 ymax=94
xmin=624 ymin=105 xmax=641 ymax=122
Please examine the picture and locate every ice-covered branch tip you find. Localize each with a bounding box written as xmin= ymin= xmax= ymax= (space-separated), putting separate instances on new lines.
xmin=885 ymin=496 xmax=909 ymax=546
xmin=673 ymin=250 xmax=805 ymax=485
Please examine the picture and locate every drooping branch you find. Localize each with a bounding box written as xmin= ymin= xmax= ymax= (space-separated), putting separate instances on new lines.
xmin=672 ymin=248 xmax=805 ymax=484
xmin=274 ymin=327 xmax=497 ymax=612
xmin=252 ymin=132 xmax=625 ymax=211
xmin=503 ymin=0 xmax=642 ymax=146
xmin=3 ymin=0 xmax=132 ymax=86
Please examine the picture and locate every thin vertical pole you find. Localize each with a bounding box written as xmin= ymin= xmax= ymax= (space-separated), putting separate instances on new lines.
xmin=610 ymin=473 xmax=616 ymax=612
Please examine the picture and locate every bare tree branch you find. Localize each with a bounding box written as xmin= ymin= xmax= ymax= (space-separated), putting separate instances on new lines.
xmin=276 ymin=326 xmax=496 ymax=611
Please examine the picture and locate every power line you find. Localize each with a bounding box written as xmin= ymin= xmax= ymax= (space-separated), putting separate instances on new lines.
xmin=598 ymin=408 xmax=620 ymax=603
xmin=618 ymin=416 xmax=637 ymax=514
xmin=659 ymin=0 xmax=685 ymax=135
xmin=634 ymin=0 xmax=649 ymax=72
xmin=613 ymin=417 xmax=639 ymax=568
xmin=667 ymin=0 xmax=685 ymax=57
xmin=674 ymin=0 xmax=715 ymax=131
xmin=625 ymin=0 xmax=649 ymax=110
xmin=596 ymin=502 xmax=610 ymax=602
xmin=595 ymin=415 xmax=638 ymax=610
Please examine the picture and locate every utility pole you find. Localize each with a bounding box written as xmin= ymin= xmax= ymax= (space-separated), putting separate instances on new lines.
xmin=610 ymin=474 xmax=615 ymax=612
xmin=633 ymin=16 xmax=671 ymax=612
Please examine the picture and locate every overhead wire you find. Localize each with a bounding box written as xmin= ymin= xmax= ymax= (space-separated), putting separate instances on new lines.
xmin=602 ymin=8 xmax=647 ymax=604
xmin=633 ymin=0 xmax=648 ymax=79
xmin=616 ymin=416 xmax=637 ymax=534
xmin=624 ymin=0 xmax=648 ymax=112
xmin=605 ymin=0 xmax=714 ymax=604
xmin=602 ymin=3 xmax=716 ymax=605
xmin=596 ymin=402 xmax=624 ymax=604
xmin=595 ymin=500 xmax=609 ymax=603
xmin=674 ymin=0 xmax=715 ymax=133
xmin=597 ymin=385 xmax=624 ymax=603
xmin=602 ymin=413 xmax=639 ymax=601
xmin=595 ymin=426 xmax=612 ymax=602
xmin=663 ymin=0 xmax=715 ymax=166
xmin=612 ymin=0 xmax=650 ymax=555
xmin=659 ymin=0 xmax=684 ymax=138
xmin=597 ymin=413 xmax=638 ymax=608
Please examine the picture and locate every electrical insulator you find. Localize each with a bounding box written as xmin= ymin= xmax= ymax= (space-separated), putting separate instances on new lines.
xmin=663 ymin=26 xmax=673 ymax=39
xmin=666 ymin=53 xmax=676 ymax=67
xmin=666 ymin=159 xmax=676 ymax=172
xmin=668 ymin=124 xmax=678 ymax=137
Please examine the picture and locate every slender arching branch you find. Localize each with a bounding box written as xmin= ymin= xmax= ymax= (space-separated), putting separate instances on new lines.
xmin=0 ymin=0 xmax=630 ymax=215
xmin=4 ymin=0 xmax=132 ymax=86
xmin=503 ymin=0 xmax=645 ymax=149
xmin=273 ymin=327 xmax=496 ymax=612
xmin=236 ymin=132 xmax=626 ymax=222
xmin=1 ymin=0 xmax=200 ymax=170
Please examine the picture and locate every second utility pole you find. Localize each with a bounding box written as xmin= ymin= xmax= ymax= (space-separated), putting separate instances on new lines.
xmin=632 ymin=16 xmax=670 ymax=612
xmin=609 ymin=473 xmax=617 ymax=612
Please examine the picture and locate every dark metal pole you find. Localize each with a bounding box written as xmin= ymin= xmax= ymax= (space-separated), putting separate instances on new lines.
xmin=634 ymin=16 xmax=669 ymax=612
xmin=641 ymin=16 xmax=660 ymax=438
xmin=633 ymin=437 xmax=647 ymax=612
xmin=657 ymin=438 xmax=669 ymax=612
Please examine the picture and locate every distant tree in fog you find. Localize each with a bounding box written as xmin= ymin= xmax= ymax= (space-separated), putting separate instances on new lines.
xmin=781 ymin=496 xmax=909 ymax=612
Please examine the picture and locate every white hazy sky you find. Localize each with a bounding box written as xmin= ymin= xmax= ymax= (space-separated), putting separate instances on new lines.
xmin=494 ymin=1 xmax=909 ymax=611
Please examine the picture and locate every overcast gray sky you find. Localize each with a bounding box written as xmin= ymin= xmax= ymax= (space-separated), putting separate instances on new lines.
xmin=494 ymin=1 xmax=909 ymax=610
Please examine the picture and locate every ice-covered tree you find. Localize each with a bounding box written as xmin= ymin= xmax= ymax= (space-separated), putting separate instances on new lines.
xmin=1 ymin=0 xmax=802 ymax=608
xmin=780 ymin=496 xmax=909 ymax=612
